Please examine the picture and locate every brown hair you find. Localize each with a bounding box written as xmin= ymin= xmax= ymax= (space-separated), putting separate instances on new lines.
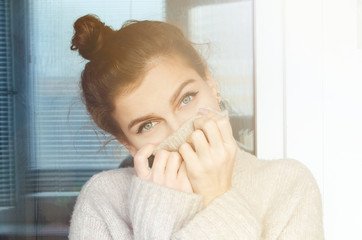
xmin=71 ymin=14 xmax=207 ymax=142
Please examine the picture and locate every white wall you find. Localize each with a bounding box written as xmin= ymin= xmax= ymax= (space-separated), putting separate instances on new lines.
xmin=255 ymin=0 xmax=362 ymax=239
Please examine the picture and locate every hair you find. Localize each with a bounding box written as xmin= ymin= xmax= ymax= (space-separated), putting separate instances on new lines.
xmin=71 ymin=14 xmax=207 ymax=142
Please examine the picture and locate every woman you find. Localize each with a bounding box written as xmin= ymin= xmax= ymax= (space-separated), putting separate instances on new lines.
xmin=69 ymin=15 xmax=324 ymax=239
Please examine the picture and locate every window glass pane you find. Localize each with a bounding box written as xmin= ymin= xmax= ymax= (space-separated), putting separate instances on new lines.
xmin=1 ymin=1 xmax=254 ymax=239
xmin=189 ymin=1 xmax=254 ymax=116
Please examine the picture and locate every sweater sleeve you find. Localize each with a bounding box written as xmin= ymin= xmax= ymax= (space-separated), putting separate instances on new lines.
xmin=69 ymin=209 xmax=133 ymax=240
xmin=172 ymin=186 xmax=262 ymax=239
xmin=128 ymin=175 xmax=204 ymax=240
xmin=128 ymin=175 xmax=262 ymax=240
xmin=69 ymin=169 xmax=135 ymax=240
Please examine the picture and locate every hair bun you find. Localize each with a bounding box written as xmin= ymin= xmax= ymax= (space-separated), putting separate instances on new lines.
xmin=71 ymin=14 xmax=113 ymax=60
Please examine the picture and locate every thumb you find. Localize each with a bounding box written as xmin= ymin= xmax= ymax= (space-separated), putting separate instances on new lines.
xmin=133 ymin=144 xmax=155 ymax=179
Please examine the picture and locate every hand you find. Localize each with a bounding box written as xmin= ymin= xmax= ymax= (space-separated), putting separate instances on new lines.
xmin=179 ymin=109 xmax=237 ymax=206
xmin=133 ymin=144 xmax=193 ymax=193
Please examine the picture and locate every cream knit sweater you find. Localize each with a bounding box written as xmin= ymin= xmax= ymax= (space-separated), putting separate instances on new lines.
xmin=69 ymin=147 xmax=324 ymax=239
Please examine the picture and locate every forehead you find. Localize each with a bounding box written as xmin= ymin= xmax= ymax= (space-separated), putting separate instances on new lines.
xmin=112 ymin=56 xmax=203 ymax=124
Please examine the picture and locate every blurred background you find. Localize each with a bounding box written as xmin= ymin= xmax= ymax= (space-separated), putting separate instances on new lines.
xmin=0 ymin=0 xmax=254 ymax=239
xmin=1 ymin=0 xmax=362 ymax=239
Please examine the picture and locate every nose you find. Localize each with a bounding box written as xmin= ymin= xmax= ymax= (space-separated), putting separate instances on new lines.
xmin=167 ymin=118 xmax=182 ymax=133
xmin=161 ymin=109 xmax=197 ymax=141
xmin=165 ymin=114 xmax=186 ymax=136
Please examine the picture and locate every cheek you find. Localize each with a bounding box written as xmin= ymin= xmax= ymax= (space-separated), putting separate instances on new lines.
xmin=197 ymin=91 xmax=220 ymax=111
xmin=125 ymin=128 xmax=169 ymax=152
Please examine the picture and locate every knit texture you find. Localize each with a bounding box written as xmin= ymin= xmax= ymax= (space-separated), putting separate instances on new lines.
xmin=153 ymin=108 xmax=228 ymax=154
xmin=152 ymin=115 xmax=200 ymax=154
xmin=69 ymin=149 xmax=324 ymax=239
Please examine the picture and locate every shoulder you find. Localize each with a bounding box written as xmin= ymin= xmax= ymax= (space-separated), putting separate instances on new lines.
xmin=235 ymin=149 xmax=320 ymax=192
xmin=261 ymin=157 xmax=314 ymax=180
xmin=264 ymin=157 xmax=317 ymax=188
xmin=82 ymin=167 xmax=135 ymax=192
xmin=73 ymin=167 xmax=136 ymax=213
xmin=70 ymin=168 xmax=136 ymax=236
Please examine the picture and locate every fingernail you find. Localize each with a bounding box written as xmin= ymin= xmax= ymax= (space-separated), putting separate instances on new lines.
xmin=198 ymin=108 xmax=209 ymax=115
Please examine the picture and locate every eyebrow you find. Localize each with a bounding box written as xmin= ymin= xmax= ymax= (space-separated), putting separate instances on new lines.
xmin=128 ymin=114 xmax=156 ymax=131
xmin=127 ymin=79 xmax=196 ymax=131
xmin=169 ymin=79 xmax=196 ymax=105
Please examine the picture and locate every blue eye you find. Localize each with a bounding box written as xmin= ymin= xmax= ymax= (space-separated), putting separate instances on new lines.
xmin=181 ymin=95 xmax=192 ymax=106
xmin=180 ymin=91 xmax=199 ymax=107
xmin=137 ymin=121 xmax=157 ymax=134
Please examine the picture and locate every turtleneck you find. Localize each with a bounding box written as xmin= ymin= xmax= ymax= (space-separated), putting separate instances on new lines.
xmin=69 ymin=147 xmax=324 ymax=239
xmin=153 ymin=108 xmax=228 ymax=154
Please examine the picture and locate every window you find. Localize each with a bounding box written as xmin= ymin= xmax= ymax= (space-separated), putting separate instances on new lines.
xmin=0 ymin=0 xmax=254 ymax=238
xmin=188 ymin=1 xmax=254 ymax=151
xmin=0 ymin=0 xmax=15 ymax=209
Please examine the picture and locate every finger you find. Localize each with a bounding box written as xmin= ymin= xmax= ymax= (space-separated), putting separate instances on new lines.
xmin=133 ymin=144 xmax=155 ymax=179
xmin=196 ymin=108 xmax=222 ymax=123
xmin=165 ymin=152 xmax=182 ymax=181
xmin=179 ymin=143 xmax=198 ymax=165
xmin=196 ymin=108 xmax=234 ymax=145
xmin=197 ymin=107 xmax=227 ymax=116
xmin=215 ymin=116 xmax=235 ymax=145
xmin=193 ymin=117 xmax=224 ymax=150
xmin=177 ymin=161 xmax=188 ymax=178
xmin=187 ymin=130 xmax=210 ymax=158
xmin=151 ymin=150 xmax=169 ymax=181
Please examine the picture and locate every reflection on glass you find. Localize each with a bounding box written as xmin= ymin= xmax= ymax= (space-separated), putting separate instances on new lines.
xmin=188 ymin=1 xmax=254 ymax=152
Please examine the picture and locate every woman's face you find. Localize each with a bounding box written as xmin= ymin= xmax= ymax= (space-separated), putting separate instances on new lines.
xmin=113 ymin=55 xmax=220 ymax=156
